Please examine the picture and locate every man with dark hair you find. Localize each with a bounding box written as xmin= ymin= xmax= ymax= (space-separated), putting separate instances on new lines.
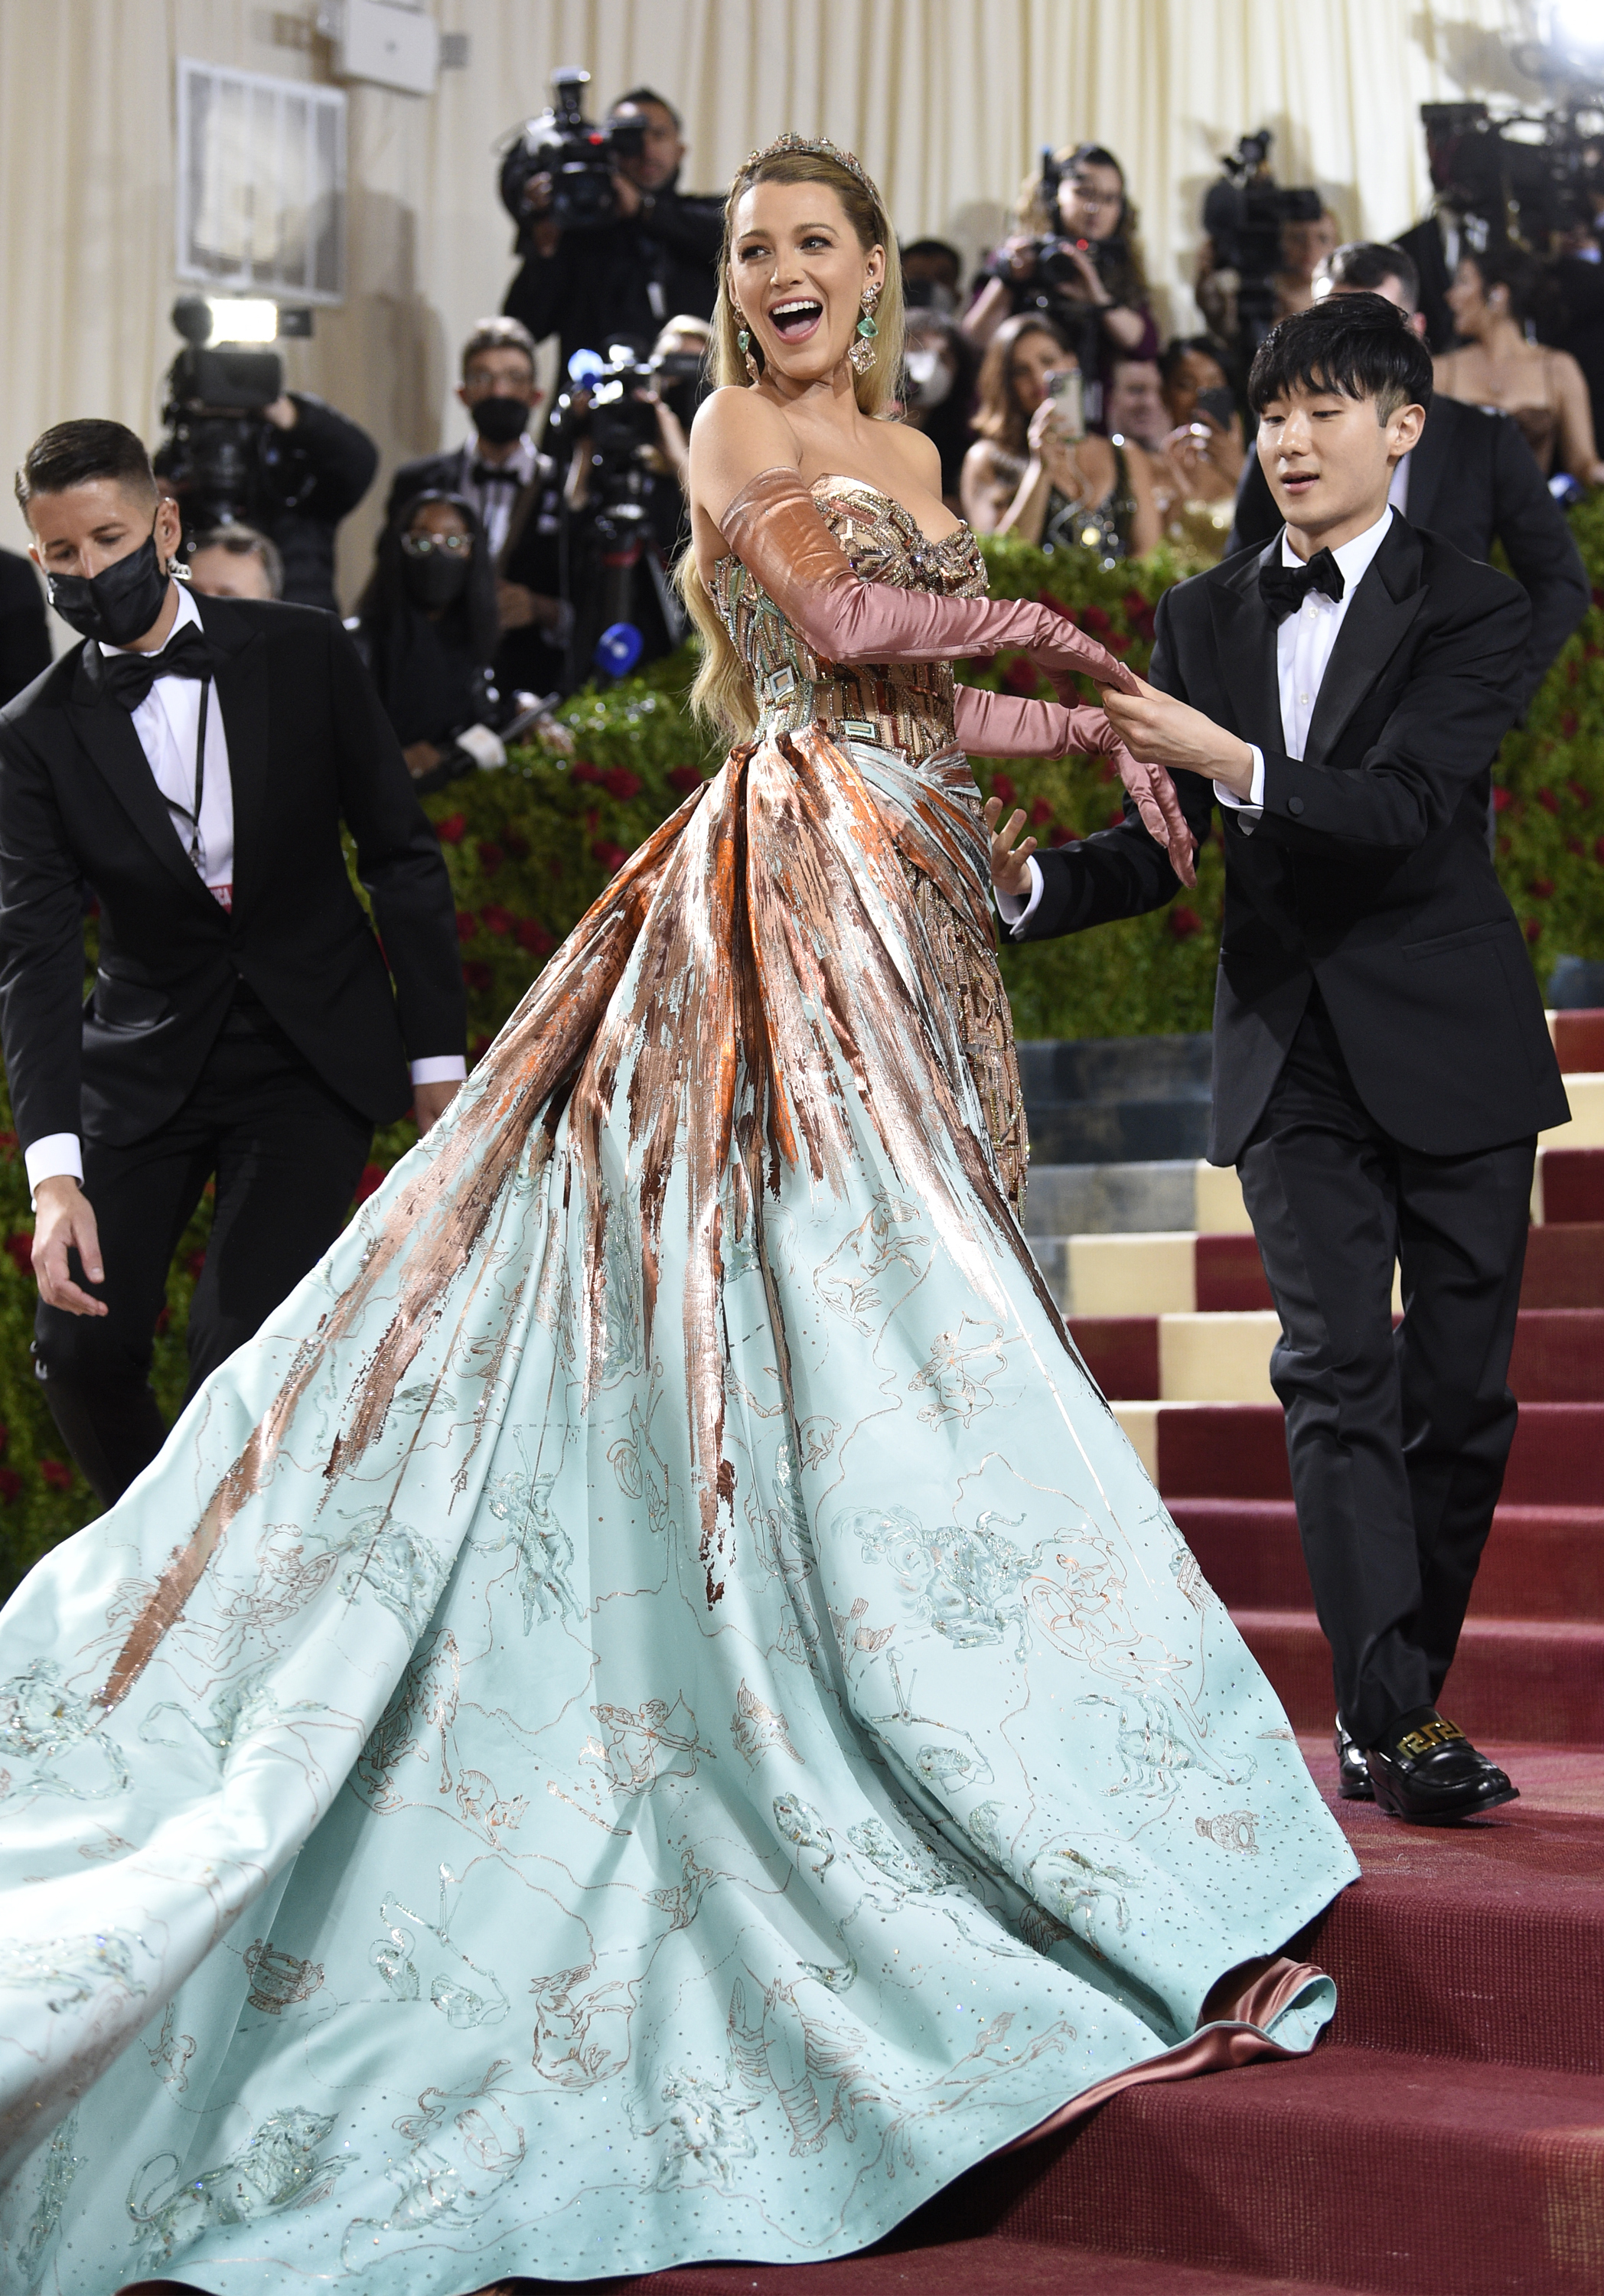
xmin=502 ymin=86 xmax=722 ymax=376
xmin=1230 ymin=240 xmax=1587 ymax=709
xmin=901 ymin=237 xmax=964 ymax=314
xmin=185 ymin=524 xmax=283 ymax=601
xmin=1 ymin=419 xmax=465 ymax=1507
xmin=386 ymin=316 xmax=569 ymax=695
xmin=992 ymin=293 xmax=1568 ymax=1824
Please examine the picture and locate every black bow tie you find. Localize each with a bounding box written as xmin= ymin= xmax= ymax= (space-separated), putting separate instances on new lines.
xmin=1259 ymin=546 xmax=1345 ymax=622
xmin=99 ymin=622 xmax=214 ymax=709
xmin=471 ymin=462 xmax=523 ymax=488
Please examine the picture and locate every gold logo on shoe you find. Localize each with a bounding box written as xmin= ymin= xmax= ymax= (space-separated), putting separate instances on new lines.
xmin=1396 ymin=1717 xmax=1467 ymax=1760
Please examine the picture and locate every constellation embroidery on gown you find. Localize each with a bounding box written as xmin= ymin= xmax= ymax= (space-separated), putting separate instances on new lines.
xmin=0 ymin=476 xmax=1358 ymax=2294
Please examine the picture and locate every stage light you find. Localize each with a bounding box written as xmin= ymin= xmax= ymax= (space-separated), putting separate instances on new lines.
xmin=1553 ymin=3 xmax=1604 ymax=57
xmin=171 ymin=295 xmax=282 ymax=346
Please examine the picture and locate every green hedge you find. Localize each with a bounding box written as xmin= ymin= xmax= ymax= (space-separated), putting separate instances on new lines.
xmin=2 ymin=520 xmax=1601 ymax=1587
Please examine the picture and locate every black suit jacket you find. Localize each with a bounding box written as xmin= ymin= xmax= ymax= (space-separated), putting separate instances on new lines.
xmin=1021 ymin=517 xmax=1570 ymax=1163
xmin=0 ymin=551 xmax=51 ymax=710
xmin=0 ymin=592 xmax=465 ymax=1153
xmin=1228 ymin=396 xmax=1587 ymax=713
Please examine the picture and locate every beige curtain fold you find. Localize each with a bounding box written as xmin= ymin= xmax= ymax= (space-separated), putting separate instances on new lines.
xmin=0 ymin=0 xmax=1534 ymax=611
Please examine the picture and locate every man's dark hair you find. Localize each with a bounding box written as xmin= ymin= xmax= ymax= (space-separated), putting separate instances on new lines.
xmin=608 ymin=86 xmax=680 ymax=130
xmin=15 ymin=419 xmax=158 ymax=515
xmin=1319 ymin=239 xmax=1421 ymax=311
xmin=188 ymin=523 xmax=284 ymax=597
xmin=1248 ymin=292 xmax=1433 ymax=422
xmin=901 ymin=237 xmax=963 ymax=285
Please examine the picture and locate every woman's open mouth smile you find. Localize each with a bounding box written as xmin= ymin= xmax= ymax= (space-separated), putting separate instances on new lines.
xmin=768 ymin=298 xmax=824 ymax=343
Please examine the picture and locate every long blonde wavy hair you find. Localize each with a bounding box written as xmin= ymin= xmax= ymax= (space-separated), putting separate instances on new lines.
xmin=676 ymin=140 xmax=905 ymax=742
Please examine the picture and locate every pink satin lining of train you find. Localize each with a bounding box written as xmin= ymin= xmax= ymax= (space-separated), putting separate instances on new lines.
xmin=998 ymin=1957 xmax=1328 ymax=2153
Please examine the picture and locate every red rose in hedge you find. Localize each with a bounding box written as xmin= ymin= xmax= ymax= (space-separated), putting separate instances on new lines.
xmin=436 ymin=812 xmax=466 ymax=844
xmin=5 ymin=1233 xmax=32 ymax=1277
xmin=516 ymin=918 xmax=555 ymax=955
xmin=1048 ymin=826 xmax=1079 ymax=847
xmin=39 ymin=1459 xmax=73 ymax=1492
xmin=592 ymin=841 xmax=630 ymax=875
xmin=481 ymin=905 xmax=514 ymax=938
xmin=570 ymin=761 xmax=600 ymax=784
xmin=667 ymin=765 xmax=706 ymax=795
xmin=0 ymin=1469 xmax=20 ymax=1505
xmin=456 ymin=910 xmax=478 ymax=940
xmin=1029 ymin=797 xmax=1053 ymax=827
xmin=1169 ymin=905 xmax=1203 ymax=940
xmin=1525 ymin=918 xmax=1543 ymax=942
xmin=1002 ymin=655 xmax=1040 ymax=697
xmin=478 ymin=840 xmax=504 ymax=876
xmin=1492 ymin=787 xmax=1513 ymax=812
xmin=1079 ymin=605 xmax=1112 ymax=635
xmin=602 ymin=767 xmax=642 ymax=801
xmin=1537 ymin=788 xmax=1560 ymax=814
xmin=1530 ymin=877 xmax=1555 ymax=899
xmin=989 ymin=773 xmax=1016 ymax=807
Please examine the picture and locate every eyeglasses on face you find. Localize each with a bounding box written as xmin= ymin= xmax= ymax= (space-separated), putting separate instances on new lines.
xmin=400 ymin=530 xmax=472 ymax=557
xmin=1070 ymin=182 xmax=1121 ymax=209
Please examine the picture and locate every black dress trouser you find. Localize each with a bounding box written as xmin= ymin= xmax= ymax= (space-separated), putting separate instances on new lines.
xmin=1236 ymin=991 xmax=1535 ymax=1751
xmin=32 ymin=990 xmax=373 ymax=1508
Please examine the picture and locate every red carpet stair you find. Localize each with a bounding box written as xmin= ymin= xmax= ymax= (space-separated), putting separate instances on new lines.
xmin=590 ymin=1034 xmax=1604 ymax=2296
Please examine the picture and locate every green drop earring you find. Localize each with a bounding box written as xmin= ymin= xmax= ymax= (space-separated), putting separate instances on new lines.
xmin=848 ymin=282 xmax=881 ymax=375
xmin=736 ymin=321 xmax=761 ymax=383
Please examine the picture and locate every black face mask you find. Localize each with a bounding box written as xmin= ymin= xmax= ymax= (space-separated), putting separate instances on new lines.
xmin=470 ymin=395 xmax=530 ymax=447
xmin=404 ymin=553 xmax=470 ymax=612
xmin=47 ymin=517 xmax=171 ymax=646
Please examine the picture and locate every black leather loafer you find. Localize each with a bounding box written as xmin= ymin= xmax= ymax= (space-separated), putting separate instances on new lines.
xmin=1365 ymin=1707 xmax=1519 ymax=1825
xmin=1334 ymin=1714 xmax=1374 ymax=1800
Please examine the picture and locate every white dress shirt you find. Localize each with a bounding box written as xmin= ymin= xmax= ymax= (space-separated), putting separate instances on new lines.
xmin=996 ymin=504 xmax=1397 ymax=936
xmin=455 ymin=434 xmax=537 ymax=562
xmin=25 ymin=582 xmax=465 ymax=1199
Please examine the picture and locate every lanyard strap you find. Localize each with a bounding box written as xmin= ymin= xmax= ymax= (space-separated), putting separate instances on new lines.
xmin=164 ymin=677 xmax=210 ymax=872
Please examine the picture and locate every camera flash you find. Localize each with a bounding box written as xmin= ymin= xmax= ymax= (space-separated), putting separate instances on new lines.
xmin=210 ymin=299 xmax=280 ymax=344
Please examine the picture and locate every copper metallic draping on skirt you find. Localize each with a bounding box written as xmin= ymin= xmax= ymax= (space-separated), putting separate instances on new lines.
xmin=95 ymin=725 xmax=1057 ymax=1706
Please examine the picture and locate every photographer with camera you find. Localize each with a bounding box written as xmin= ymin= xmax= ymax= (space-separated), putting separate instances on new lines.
xmin=386 ymin=318 xmax=572 ymax=696
xmin=155 ymin=303 xmax=377 ymax=615
xmin=960 ymin=144 xmax=1157 ymax=422
xmin=559 ymin=315 xmax=709 ymax=677
xmin=1196 ymin=132 xmax=1331 ymax=378
xmin=501 ymin=77 xmax=722 ymax=380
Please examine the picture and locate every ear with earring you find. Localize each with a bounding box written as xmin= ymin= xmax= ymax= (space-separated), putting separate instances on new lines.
xmin=735 ymin=314 xmax=761 ymax=384
xmin=847 ymin=280 xmax=881 ymax=376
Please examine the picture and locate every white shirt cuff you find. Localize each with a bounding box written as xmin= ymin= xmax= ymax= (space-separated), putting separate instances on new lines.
xmin=409 ymin=1055 xmax=468 ymax=1085
xmin=24 ymin=1133 xmax=83 ymax=1202
xmin=1214 ymin=745 xmax=1265 ymax=817
xmin=994 ymin=855 xmax=1045 ymax=938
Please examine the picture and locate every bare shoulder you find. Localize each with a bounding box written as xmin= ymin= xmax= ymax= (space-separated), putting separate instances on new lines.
xmin=690 ymin=386 xmax=800 ymax=490
xmin=878 ymin=417 xmax=944 ymax=491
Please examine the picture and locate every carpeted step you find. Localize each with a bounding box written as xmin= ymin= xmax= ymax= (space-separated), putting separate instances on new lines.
xmin=1175 ymin=1498 xmax=1604 ymax=1621
xmin=613 ymin=2236 xmax=1396 ymax=2294
xmin=1553 ymin=1007 xmax=1604 ymax=1071
xmin=1539 ymin=1147 xmax=1604 ymax=1223
xmin=1522 ymin=1219 xmax=1604 ymax=1303
xmin=886 ymin=2048 xmax=1604 ymax=2296
xmin=1195 ymin=1228 xmax=1273 ymax=1309
xmin=1124 ymin=1400 xmax=1604 ymax=1505
xmin=1237 ymin=1610 xmax=1604 ymax=1743
xmin=1075 ymin=1306 xmax=1604 ymax=1401
xmin=1299 ymin=1743 xmax=1604 ymax=2073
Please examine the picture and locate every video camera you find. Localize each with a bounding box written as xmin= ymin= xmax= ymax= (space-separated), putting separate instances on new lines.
xmin=500 ymin=67 xmax=648 ymax=235
xmin=1420 ymin=100 xmax=1604 ymax=246
xmin=156 ymin=295 xmax=314 ymax=539
xmin=1202 ymin=129 xmax=1324 ymax=354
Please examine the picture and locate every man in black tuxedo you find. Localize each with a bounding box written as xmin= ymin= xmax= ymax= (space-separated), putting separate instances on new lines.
xmin=1 ymin=420 xmax=466 ymax=1508
xmin=1230 ymin=241 xmax=1579 ymax=707
xmin=386 ymin=317 xmax=571 ymax=696
xmin=990 ymin=295 xmax=1569 ymax=1822
xmin=1229 ymin=242 xmax=1587 ymax=713
xmin=0 ymin=548 xmax=51 ymax=707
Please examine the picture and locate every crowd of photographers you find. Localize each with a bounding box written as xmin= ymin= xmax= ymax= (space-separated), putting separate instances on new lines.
xmin=5 ymin=83 xmax=1602 ymax=801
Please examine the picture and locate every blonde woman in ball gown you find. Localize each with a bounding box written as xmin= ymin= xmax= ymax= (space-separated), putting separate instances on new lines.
xmin=0 ymin=137 xmax=1356 ymax=2295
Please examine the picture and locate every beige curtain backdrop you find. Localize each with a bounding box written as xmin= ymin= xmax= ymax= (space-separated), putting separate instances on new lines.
xmin=0 ymin=0 xmax=1544 ymax=613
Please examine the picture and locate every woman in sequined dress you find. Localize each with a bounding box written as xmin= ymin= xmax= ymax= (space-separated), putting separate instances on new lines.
xmin=0 ymin=138 xmax=1357 ymax=2296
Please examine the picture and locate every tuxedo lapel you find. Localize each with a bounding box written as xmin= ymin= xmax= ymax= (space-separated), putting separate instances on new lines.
xmin=1302 ymin=518 xmax=1426 ymax=771
xmin=197 ymin=595 xmax=269 ymax=919
xmin=65 ymin=643 xmax=214 ymax=902
xmin=1399 ymin=402 xmax=1449 ymax=531
xmin=1205 ymin=540 xmax=1283 ymax=749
